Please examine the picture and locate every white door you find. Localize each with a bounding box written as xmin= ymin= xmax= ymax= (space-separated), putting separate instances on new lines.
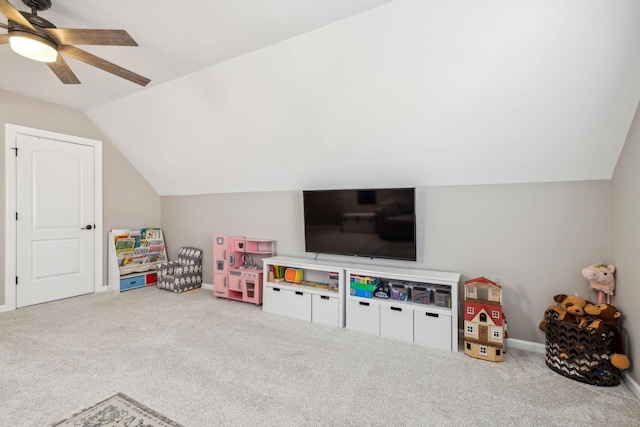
xmin=16 ymin=134 xmax=95 ymax=308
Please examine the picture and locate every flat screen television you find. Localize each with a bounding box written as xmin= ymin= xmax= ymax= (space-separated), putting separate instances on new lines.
xmin=303 ymin=188 xmax=416 ymax=261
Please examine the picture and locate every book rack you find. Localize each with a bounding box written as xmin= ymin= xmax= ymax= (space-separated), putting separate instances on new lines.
xmin=108 ymin=228 xmax=168 ymax=292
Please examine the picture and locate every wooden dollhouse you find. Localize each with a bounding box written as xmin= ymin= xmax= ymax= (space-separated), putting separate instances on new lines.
xmin=463 ymin=277 xmax=506 ymax=362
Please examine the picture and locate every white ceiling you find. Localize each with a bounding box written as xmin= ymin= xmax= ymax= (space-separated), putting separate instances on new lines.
xmin=6 ymin=0 xmax=640 ymax=196
xmin=0 ymin=0 xmax=391 ymax=109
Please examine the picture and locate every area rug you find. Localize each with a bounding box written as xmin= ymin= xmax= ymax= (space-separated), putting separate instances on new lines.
xmin=48 ymin=392 xmax=183 ymax=427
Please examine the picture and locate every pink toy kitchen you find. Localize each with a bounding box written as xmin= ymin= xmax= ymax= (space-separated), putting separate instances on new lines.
xmin=213 ymin=234 xmax=276 ymax=305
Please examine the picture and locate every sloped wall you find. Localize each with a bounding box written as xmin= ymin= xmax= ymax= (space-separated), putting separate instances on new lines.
xmin=0 ymin=90 xmax=160 ymax=306
xmin=87 ymin=0 xmax=640 ymax=196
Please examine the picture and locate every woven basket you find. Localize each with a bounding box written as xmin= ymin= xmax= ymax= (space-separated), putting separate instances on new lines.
xmin=543 ymin=310 xmax=621 ymax=386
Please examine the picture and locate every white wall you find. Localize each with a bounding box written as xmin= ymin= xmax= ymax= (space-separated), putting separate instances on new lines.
xmin=612 ymin=102 xmax=640 ymax=385
xmin=161 ymin=180 xmax=610 ymax=345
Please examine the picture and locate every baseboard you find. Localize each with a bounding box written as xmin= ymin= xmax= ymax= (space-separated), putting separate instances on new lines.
xmin=506 ymin=338 xmax=545 ymax=354
xmin=201 ymin=283 xmax=213 ymax=291
xmin=623 ymin=372 xmax=640 ymax=400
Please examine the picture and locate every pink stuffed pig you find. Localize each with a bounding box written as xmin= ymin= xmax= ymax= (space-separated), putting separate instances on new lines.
xmin=582 ymin=264 xmax=616 ymax=304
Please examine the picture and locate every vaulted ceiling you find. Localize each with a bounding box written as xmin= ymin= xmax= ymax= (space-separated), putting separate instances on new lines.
xmin=4 ymin=0 xmax=640 ymax=196
xmin=0 ymin=0 xmax=390 ymax=108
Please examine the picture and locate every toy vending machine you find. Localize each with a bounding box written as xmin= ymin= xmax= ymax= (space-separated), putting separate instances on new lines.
xmin=213 ymin=234 xmax=242 ymax=298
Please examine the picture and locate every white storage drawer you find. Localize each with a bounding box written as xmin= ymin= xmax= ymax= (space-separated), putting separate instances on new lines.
xmin=380 ymin=304 xmax=413 ymax=343
xmin=264 ymin=286 xmax=312 ymax=321
xmin=263 ymin=285 xmax=289 ymax=316
xmin=312 ymin=294 xmax=339 ymax=327
xmin=347 ymin=299 xmax=380 ymax=335
xmin=413 ymin=308 xmax=452 ymax=351
xmin=288 ymin=289 xmax=312 ymax=321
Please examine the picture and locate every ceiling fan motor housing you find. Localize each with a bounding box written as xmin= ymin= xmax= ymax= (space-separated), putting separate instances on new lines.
xmin=22 ymin=0 xmax=51 ymax=12
xmin=14 ymin=12 xmax=56 ymax=30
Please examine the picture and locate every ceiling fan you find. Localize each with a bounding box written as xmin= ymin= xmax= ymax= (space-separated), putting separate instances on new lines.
xmin=0 ymin=0 xmax=149 ymax=86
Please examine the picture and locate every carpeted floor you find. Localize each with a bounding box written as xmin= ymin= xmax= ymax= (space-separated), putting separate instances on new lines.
xmin=0 ymin=287 xmax=639 ymax=426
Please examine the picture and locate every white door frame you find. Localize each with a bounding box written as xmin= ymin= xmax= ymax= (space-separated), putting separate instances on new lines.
xmin=3 ymin=124 xmax=104 ymax=312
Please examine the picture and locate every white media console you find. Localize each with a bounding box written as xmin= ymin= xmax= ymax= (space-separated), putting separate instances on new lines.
xmin=262 ymin=256 xmax=460 ymax=352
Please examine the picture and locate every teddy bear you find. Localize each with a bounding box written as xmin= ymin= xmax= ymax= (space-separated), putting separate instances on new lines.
xmin=584 ymin=303 xmax=630 ymax=370
xmin=539 ymin=293 xmax=591 ymax=331
xmin=582 ymin=264 xmax=615 ymax=304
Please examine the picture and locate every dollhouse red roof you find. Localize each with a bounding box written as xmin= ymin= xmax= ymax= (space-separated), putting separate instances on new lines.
xmin=464 ymin=276 xmax=501 ymax=289
xmin=464 ymin=301 xmax=504 ymax=325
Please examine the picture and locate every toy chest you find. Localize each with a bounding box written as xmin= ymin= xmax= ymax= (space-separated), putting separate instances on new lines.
xmin=543 ymin=310 xmax=621 ymax=386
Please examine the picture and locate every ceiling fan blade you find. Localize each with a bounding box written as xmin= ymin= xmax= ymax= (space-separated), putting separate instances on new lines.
xmin=44 ymin=29 xmax=138 ymax=46
xmin=0 ymin=33 xmax=8 ymax=44
xmin=47 ymin=54 xmax=80 ymax=84
xmin=0 ymin=0 xmax=35 ymax=31
xmin=59 ymin=45 xmax=149 ymax=86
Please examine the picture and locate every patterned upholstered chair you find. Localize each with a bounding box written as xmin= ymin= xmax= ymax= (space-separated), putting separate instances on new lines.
xmin=157 ymin=247 xmax=203 ymax=293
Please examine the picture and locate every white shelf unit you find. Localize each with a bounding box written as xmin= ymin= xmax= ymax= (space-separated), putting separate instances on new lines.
xmin=346 ymin=264 xmax=460 ymax=352
xmin=262 ymin=256 xmax=350 ymax=327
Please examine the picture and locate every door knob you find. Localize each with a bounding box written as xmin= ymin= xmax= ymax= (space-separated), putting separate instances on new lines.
xmin=82 ymin=225 xmax=93 ymax=230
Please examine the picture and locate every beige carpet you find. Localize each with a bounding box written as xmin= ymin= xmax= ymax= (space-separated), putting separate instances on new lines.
xmin=0 ymin=287 xmax=639 ymax=426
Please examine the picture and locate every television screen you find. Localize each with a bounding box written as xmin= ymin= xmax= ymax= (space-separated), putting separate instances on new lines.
xmin=303 ymin=188 xmax=416 ymax=261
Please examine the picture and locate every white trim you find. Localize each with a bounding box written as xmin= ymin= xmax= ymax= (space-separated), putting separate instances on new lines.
xmin=623 ymin=372 xmax=640 ymax=401
xmin=201 ymin=283 xmax=214 ymax=291
xmin=4 ymin=124 xmax=103 ymax=311
xmin=506 ymin=338 xmax=545 ymax=354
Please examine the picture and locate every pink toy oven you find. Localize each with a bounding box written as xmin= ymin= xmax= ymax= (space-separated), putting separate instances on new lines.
xmin=213 ymin=234 xmax=270 ymax=304
xmin=238 ymin=267 xmax=263 ymax=304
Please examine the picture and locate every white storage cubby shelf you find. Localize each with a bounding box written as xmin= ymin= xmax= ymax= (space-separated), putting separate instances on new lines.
xmin=261 ymin=256 xmax=460 ymax=353
xmin=346 ymin=264 xmax=460 ymax=352
xmin=262 ymin=256 xmax=351 ymax=328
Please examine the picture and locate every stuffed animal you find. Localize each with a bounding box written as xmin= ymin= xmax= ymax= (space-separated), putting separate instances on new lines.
xmin=584 ymin=303 xmax=630 ymax=370
xmin=582 ymin=264 xmax=615 ymax=304
xmin=539 ymin=293 xmax=591 ymax=331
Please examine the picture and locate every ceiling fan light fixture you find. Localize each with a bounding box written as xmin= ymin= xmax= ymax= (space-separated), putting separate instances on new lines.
xmin=9 ymin=31 xmax=58 ymax=63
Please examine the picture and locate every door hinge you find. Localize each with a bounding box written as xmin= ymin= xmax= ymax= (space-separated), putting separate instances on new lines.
xmin=16 ymin=212 xmax=18 ymax=221
xmin=11 ymin=147 xmax=17 ymax=156
xmin=16 ymin=276 xmax=18 ymax=285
